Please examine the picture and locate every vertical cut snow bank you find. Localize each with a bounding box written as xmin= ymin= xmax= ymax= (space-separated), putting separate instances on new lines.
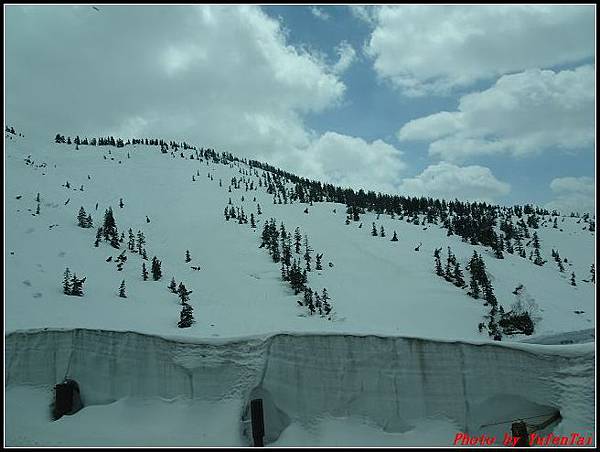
xmin=5 ymin=329 xmax=594 ymax=444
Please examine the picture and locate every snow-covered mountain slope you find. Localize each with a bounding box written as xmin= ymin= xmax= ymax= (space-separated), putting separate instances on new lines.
xmin=5 ymin=329 xmax=595 ymax=446
xmin=5 ymin=132 xmax=595 ymax=342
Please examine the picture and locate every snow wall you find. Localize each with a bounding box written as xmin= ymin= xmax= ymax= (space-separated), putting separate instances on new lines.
xmin=5 ymin=329 xmax=595 ymax=443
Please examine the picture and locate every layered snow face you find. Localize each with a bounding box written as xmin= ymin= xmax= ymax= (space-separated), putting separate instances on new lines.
xmin=5 ymin=329 xmax=595 ymax=445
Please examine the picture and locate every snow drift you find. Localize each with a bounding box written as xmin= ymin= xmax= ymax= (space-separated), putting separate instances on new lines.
xmin=5 ymin=328 xmax=595 ymax=445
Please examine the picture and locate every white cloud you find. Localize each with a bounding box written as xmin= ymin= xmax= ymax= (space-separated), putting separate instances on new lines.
xmin=5 ymin=7 xmax=340 ymax=158
xmin=364 ymin=5 xmax=595 ymax=96
xmin=310 ymin=6 xmax=329 ymax=21
xmin=399 ymin=162 xmax=510 ymax=203
xmin=332 ymin=41 xmax=357 ymax=75
xmin=273 ymin=132 xmax=407 ymax=193
xmin=545 ymin=177 xmax=595 ymax=215
xmin=348 ymin=5 xmax=377 ymax=25
xmin=6 ymin=6 xmax=413 ymax=193
xmin=398 ymin=65 xmax=595 ymax=162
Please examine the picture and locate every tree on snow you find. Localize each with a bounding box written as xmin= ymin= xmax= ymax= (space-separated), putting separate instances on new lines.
xmin=118 ymin=280 xmax=127 ymax=298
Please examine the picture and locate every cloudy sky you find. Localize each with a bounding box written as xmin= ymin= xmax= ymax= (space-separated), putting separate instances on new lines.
xmin=5 ymin=5 xmax=596 ymax=214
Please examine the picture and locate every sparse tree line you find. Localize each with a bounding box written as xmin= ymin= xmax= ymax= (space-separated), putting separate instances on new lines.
xmin=54 ymin=133 xmax=196 ymax=151
xmin=433 ymin=248 xmax=535 ymax=340
xmin=258 ymin=219 xmax=333 ymax=319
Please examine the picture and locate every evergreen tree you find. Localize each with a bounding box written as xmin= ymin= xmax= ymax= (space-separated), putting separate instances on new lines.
xmin=391 ymin=231 xmax=398 ymax=241
xmin=444 ymin=247 xmax=455 ymax=282
xmin=482 ymin=279 xmax=497 ymax=307
xmin=36 ymin=203 xmax=40 ymax=215
xmin=110 ymin=229 xmax=120 ymax=249
xmin=118 ymin=280 xmax=127 ymax=298
xmin=380 ymin=226 xmax=385 ymax=237
xmin=304 ymin=288 xmax=315 ymax=315
xmin=532 ymin=232 xmax=544 ymax=266
xmin=136 ymin=231 xmax=145 ymax=255
xmin=321 ymin=288 xmax=332 ymax=316
xmin=103 ymin=207 xmax=116 ymax=240
xmin=371 ymin=222 xmax=378 ymax=236
xmin=70 ymin=274 xmax=85 ymax=296
xmin=128 ymin=228 xmax=135 ymax=251
xmin=453 ymin=262 xmax=466 ymax=288
xmin=168 ymin=277 xmax=177 ymax=293
xmin=303 ymin=235 xmax=312 ymax=272
xmin=433 ymin=248 xmax=444 ymax=277
xmin=77 ymin=206 xmax=87 ymax=227
xmin=185 ymin=250 xmax=191 ymax=263
xmin=94 ymin=227 xmax=102 ymax=247
xmin=315 ymin=253 xmax=323 ymax=271
xmin=468 ymin=271 xmax=480 ymax=299
xmin=570 ymin=272 xmax=576 ymax=286
xmin=119 ymin=198 xmax=124 ymax=208
xmin=62 ymin=268 xmax=72 ymax=295
xmin=85 ymin=214 xmax=93 ymax=228
xmin=177 ymin=282 xmax=193 ymax=304
xmin=250 ymin=213 xmax=256 ymax=228
xmin=151 ymin=256 xmax=162 ymax=281
xmin=178 ymin=302 xmax=194 ymax=328
xmin=294 ymin=228 xmax=302 ymax=254
xmin=142 ymin=262 xmax=148 ymax=281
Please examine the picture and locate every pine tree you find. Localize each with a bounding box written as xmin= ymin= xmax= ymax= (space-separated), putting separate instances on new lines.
xmin=77 ymin=206 xmax=87 ymax=227
xmin=371 ymin=223 xmax=378 ymax=236
xmin=128 ymin=228 xmax=135 ymax=251
xmin=444 ymin=247 xmax=454 ymax=282
xmin=36 ymin=203 xmax=40 ymax=215
xmin=391 ymin=231 xmax=398 ymax=241
xmin=103 ymin=207 xmax=116 ymax=240
xmin=453 ymin=262 xmax=465 ymax=288
xmin=62 ymin=268 xmax=72 ymax=295
xmin=85 ymin=214 xmax=93 ymax=228
xmin=118 ymin=280 xmax=127 ymax=298
xmin=165 ymin=277 xmax=177 ymax=293
xmin=380 ymin=226 xmax=385 ymax=237
xmin=532 ymin=232 xmax=544 ymax=266
xmin=185 ymin=250 xmax=191 ymax=263
xmin=294 ymin=228 xmax=302 ymax=254
xmin=322 ymin=288 xmax=332 ymax=316
xmin=570 ymin=272 xmax=576 ymax=286
xmin=142 ymin=263 xmax=148 ymax=281
xmin=303 ymin=235 xmax=312 ymax=272
xmin=178 ymin=302 xmax=194 ymax=328
xmin=315 ymin=253 xmax=323 ymax=271
xmin=70 ymin=274 xmax=85 ymax=296
xmin=109 ymin=229 xmax=120 ymax=249
xmin=434 ymin=248 xmax=444 ymax=277
xmin=136 ymin=231 xmax=145 ymax=255
xmin=250 ymin=213 xmax=256 ymax=228
xmin=304 ymin=288 xmax=315 ymax=315
xmin=468 ymin=271 xmax=480 ymax=299
xmin=177 ymin=282 xmax=193 ymax=304
xmin=94 ymin=227 xmax=103 ymax=247
xmin=119 ymin=198 xmax=124 ymax=208
xmin=151 ymin=256 xmax=162 ymax=281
